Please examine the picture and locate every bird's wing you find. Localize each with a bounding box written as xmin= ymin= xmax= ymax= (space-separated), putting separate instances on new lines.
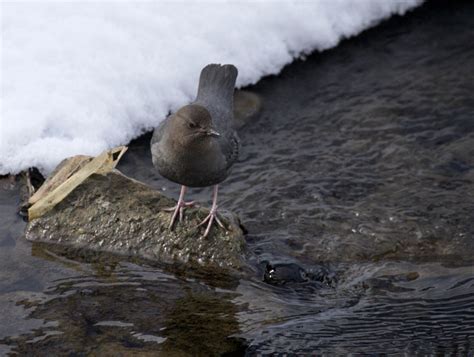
xmin=222 ymin=131 xmax=240 ymax=170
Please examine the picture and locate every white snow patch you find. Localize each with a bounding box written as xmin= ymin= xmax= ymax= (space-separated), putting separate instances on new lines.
xmin=1 ymin=1 xmax=423 ymax=174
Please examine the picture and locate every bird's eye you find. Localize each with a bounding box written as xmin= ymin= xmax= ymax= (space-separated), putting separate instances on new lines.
xmin=188 ymin=122 xmax=197 ymax=129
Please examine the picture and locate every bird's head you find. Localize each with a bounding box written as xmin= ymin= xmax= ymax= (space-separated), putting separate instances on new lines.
xmin=171 ymin=104 xmax=220 ymax=146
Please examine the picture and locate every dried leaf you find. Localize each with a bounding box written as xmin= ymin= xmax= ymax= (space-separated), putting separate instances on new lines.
xmin=28 ymin=146 xmax=128 ymax=220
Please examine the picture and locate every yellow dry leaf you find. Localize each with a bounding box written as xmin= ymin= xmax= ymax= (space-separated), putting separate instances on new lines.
xmin=28 ymin=146 xmax=128 ymax=220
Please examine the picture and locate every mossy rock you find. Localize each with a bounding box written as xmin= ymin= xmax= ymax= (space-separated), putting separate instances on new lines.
xmin=25 ymin=171 xmax=246 ymax=270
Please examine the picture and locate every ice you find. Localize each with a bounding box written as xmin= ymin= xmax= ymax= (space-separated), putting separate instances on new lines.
xmin=0 ymin=1 xmax=422 ymax=174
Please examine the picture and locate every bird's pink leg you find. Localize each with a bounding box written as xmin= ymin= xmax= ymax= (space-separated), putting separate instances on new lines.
xmin=164 ymin=185 xmax=196 ymax=230
xmin=197 ymin=185 xmax=225 ymax=237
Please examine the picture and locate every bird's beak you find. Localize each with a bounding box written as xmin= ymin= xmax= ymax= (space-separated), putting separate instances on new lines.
xmin=207 ymin=128 xmax=220 ymax=137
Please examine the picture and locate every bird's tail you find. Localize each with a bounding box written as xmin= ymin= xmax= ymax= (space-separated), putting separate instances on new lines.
xmin=196 ymin=64 xmax=238 ymax=106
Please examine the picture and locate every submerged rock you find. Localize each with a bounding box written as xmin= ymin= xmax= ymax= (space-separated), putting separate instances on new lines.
xmin=25 ymin=170 xmax=246 ymax=270
xmin=233 ymin=90 xmax=262 ymax=129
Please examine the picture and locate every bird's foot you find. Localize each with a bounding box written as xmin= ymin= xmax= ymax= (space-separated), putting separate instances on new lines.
xmin=164 ymin=200 xmax=197 ymax=230
xmin=196 ymin=206 xmax=225 ymax=238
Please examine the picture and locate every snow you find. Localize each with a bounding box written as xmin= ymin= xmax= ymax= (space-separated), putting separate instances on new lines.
xmin=0 ymin=0 xmax=423 ymax=174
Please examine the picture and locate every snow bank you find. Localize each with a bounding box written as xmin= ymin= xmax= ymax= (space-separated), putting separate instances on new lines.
xmin=1 ymin=1 xmax=422 ymax=174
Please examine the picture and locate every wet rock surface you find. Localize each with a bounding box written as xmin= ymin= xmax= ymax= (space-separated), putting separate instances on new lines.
xmin=25 ymin=172 xmax=246 ymax=270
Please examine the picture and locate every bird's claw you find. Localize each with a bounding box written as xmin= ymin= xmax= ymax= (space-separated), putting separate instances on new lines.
xmin=164 ymin=200 xmax=197 ymax=230
xmin=196 ymin=207 xmax=225 ymax=238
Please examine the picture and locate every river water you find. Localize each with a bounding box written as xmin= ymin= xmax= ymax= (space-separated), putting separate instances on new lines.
xmin=1 ymin=1 xmax=474 ymax=355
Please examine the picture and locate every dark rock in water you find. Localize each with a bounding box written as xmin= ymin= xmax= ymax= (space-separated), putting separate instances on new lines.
xmin=262 ymin=262 xmax=336 ymax=287
xmin=262 ymin=261 xmax=337 ymax=287
xmin=263 ymin=263 xmax=309 ymax=285
xmin=25 ymin=171 xmax=246 ymax=270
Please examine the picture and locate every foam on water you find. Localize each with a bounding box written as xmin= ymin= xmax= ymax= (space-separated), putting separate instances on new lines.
xmin=0 ymin=1 xmax=422 ymax=174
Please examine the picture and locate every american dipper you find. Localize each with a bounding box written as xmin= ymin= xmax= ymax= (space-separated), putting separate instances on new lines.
xmin=150 ymin=64 xmax=239 ymax=237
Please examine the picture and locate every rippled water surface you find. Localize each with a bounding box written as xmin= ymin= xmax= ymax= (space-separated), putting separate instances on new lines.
xmin=1 ymin=1 xmax=474 ymax=355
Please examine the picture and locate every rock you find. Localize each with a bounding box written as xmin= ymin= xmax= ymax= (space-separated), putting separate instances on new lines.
xmin=262 ymin=261 xmax=336 ymax=287
xmin=233 ymin=90 xmax=262 ymax=129
xmin=25 ymin=170 xmax=246 ymax=270
xmin=263 ymin=262 xmax=309 ymax=285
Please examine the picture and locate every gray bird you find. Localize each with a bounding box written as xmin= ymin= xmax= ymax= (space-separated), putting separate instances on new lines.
xmin=150 ymin=64 xmax=239 ymax=237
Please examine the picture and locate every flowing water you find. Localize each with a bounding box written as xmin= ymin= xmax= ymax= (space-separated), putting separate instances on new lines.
xmin=1 ymin=1 xmax=474 ymax=355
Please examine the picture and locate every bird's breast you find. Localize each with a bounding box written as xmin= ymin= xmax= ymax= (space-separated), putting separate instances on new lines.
xmin=153 ymin=140 xmax=229 ymax=187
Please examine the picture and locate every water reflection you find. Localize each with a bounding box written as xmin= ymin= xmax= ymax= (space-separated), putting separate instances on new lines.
xmin=1 ymin=248 xmax=245 ymax=356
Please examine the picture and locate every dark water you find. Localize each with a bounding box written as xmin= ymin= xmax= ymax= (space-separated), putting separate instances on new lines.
xmin=2 ymin=1 xmax=474 ymax=355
